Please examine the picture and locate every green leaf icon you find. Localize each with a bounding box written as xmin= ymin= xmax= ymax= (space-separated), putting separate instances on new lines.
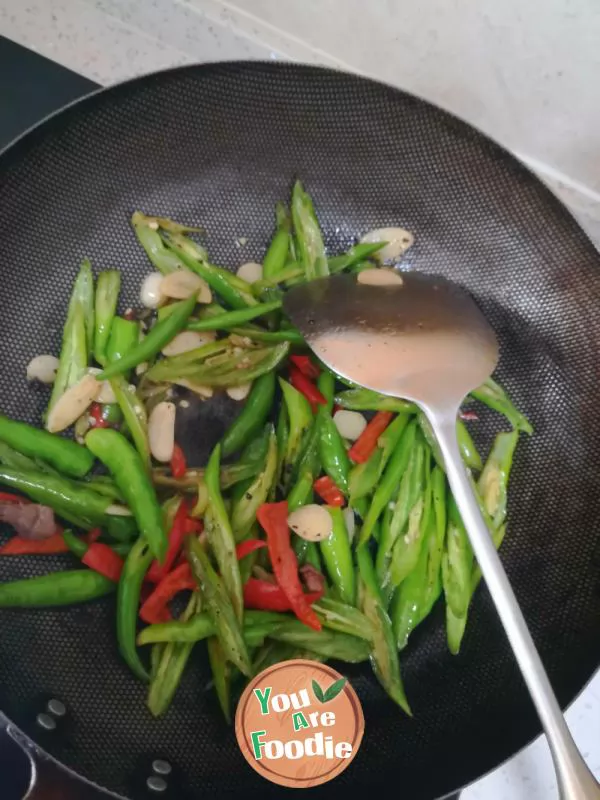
xmin=312 ymin=679 xmax=325 ymax=703
xmin=323 ymin=677 xmax=347 ymax=702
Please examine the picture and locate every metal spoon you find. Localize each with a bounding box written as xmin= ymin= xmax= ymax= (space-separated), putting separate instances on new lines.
xmin=283 ymin=269 xmax=600 ymax=800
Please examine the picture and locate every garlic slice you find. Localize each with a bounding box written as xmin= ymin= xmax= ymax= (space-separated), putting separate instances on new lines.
xmin=288 ymin=505 xmax=333 ymax=542
xmin=140 ymin=272 xmax=166 ymax=309
xmin=148 ymin=401 xmax=176 ymax=462
xmin=26 ymin=355 xmax=60 ymax=384
xmin=87 ymin=368 xmax=117 ymax=404
xmin=360 ymin=227 xmax=414 ymax=262
xmin=160 ymin=270 xmax=212 ymax=303
xmin=226 ymin=382 xmax=252 ymax=401
xmin=173 ymin=378 xmax=214 ymax=398
xmin=236 ymin=262 xmax=263 ymax=284
xmin=357 ymin=268 xmax=404 ymax=287
xmin=333 ymin=409 xmax=367 ymax=441
xmin=47 ymin=374 xmax=101 ymax=433
xmin=162 ymin=330 xmax=215 ymax=357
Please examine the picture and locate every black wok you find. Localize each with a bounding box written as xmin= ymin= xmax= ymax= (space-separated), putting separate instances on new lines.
xmin=0 ymin=61 xmax=599 ymax=800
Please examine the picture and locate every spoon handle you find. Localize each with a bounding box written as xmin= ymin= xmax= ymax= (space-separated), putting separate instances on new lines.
xmin=428 ymin=406 xmax=600 ymax=800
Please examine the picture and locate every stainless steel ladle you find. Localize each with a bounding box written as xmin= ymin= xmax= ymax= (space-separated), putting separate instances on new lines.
xmin=283 ymin=269 xmax=600 ymax=800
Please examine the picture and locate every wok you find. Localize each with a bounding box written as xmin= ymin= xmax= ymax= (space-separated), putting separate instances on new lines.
xmin=0 ymin=61 xmax=599 ymax=799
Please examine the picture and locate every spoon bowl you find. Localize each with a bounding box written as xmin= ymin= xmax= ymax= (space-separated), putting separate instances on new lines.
xmin=283 ymin=271 xmax=498 ymax=409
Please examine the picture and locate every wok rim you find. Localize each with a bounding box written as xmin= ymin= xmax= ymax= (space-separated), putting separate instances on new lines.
xmin=0 ymin=58 xmax=598 ymax=799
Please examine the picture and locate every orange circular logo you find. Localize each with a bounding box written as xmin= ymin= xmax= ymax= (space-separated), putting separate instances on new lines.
xmin=235 ymin=659 xmax=364 ymax=788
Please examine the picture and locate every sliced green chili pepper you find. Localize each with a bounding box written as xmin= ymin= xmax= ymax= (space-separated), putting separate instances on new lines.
xmin=420 ymin=465 xmax=447 ymax=620
xmin=317 ymin=370 xmax=335 ymax=413
xmin=202 ymin=444 xmax=244 ymax=620
xmin=0 ymin=415 xmax=94 ymax=478
xmin=221 ymin=372 xmax=276 ymax=458
xmin=471 ymin=378 xmax=533 ymax=434
xmin=445 ymin=431 xmax=518 ymax=654
xmin=377 ymin=442 xmax=426 ymax=603
xmin=335 ymin=388 xmax=414 ymax=413
xmin=291 ymin=180 xmax=328 ymax=280
xmin=131 ymin=212 xmax=186 ymax=274
xmin=47 ymin=261 xmax=93 ymax=417
xmin=357 ymin=545 xmax=411 ymax=714
xmin=288 ymin=469 xmax=314 ymax=513
xmin=313 ymin=597 xmax=373 ymax=641
xmin=86 ymin=429 xmax=166 ymax=562
xmin=0 ymin=467 xmax=135 ymax=537
xmin=207 ymin=637 xmax=233 ymax=722
xmin=231 ymin=326 xmax=305 ymax=345
xmin=0 ymin=569 xmax=114 ymax=608
xmin=147 ymin=593 xmax=199 ymax=717
xmin=187 ymin=301 xmax=281 ymax=332
xmin=319 ymin=507 xmax=355 ymax=606
xmin=0 ymin=440 xmax=59 ymax=476
xmin=98 ymin=292 xmax=198 ymax=380
xmin=359 ymin=419 xmax=417 ymax=546
xmin=109 ymin=377 xmax=150 ymax=471
xmin=328 ymin=242 xmax=386 ymax=273
xmin=94 ymin=270 xmax=121 ymax=366
xmin=166 ymin=233 xmax=257 ymax=309
xmin=279 ymin=378 xmax=313 ymax=489
xmin=478 ymin=430 xmax=519 ymax=529
xmin=253 ymin=264 xmax=304 ymax=292
xmin=106 ymin=317 xmax=140 ymax=374
xmin=262 ymin=202 xmax=291 ymax=280
xmin=391 ymin=512 xmax=435 ymax=650
xmin=441 ymin=498 xmax=474 ymax=620
xmin=117 ymin=536 xmax=154 ymax=681
xmin=186 ymin=535 xmax=251 ymax=676
xmin=147 ymin=342 xmax=289 ymax=388
xmin=138 ymin=613 xmax=214 ymax=645
xmin=388 ymin=450 xmax=432 ymax=592
xmin=317 ymin=407 xmax=351 ymax=494
xmin=205 ymin=344 xmax=289 ymax=388
xmin=268 ymin=620 xmax=369 ymax=662
xmin=304 ymin=541 xmax=322 ymax=572
xmin=231 ymin=428 xmax=277 ymax=541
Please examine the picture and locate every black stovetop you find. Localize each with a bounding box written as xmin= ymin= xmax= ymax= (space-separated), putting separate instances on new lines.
xmin=0 ymin=35 xmax=98 ymax=151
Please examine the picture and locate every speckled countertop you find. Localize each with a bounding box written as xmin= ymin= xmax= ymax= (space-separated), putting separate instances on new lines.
xmin=1 ymin=2 xmax=600 ymax=798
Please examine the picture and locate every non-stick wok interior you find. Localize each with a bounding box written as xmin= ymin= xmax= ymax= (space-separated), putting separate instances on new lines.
xmin=0 ymin=63 xmax=599 ymax=800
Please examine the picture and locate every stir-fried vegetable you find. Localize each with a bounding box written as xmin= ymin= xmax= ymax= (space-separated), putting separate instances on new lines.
xmin=1 ymin=179 xmax=531 ymax=721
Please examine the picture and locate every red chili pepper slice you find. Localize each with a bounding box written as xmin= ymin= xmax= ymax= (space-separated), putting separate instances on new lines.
xmin=139 ymin=562 xmax=196 ymax=624
xmin=348 ymin=411 xmax=394 ymax=463
xmin=89 ymin=403 xmax=109 ymax=428
xmin=82 ymin=542 xmax=124 ymax=582
xmin=257 ymin=501 xmax=321 ymax=631
xmin=289 ymin=355 xmax=320 ymax=380
xmin=84 ymin=528 xmax=102 ymax=545
xmin=235 ymin=539 xmax=267 ymax=561
xmin=0 ymin=530 xmax=68 ymax=555
xmin=289 ymin=367 xmax=327 ymax=414
xmin=0 ymin=492 xmax=29 ymax=505
xmin=170 ymin=443 xmax=187 ymax=479
xmin=147 ymin=498 xmax=190 ymax=583
xmin=243 ymin=577 xmax=323 ymax=611
xmin=313 ymin=475 xmax=345 ymax=507
xmin=184 ymin=518 xmax=203 ymax=535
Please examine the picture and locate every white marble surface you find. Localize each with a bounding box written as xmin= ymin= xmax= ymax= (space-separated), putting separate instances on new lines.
xmin=1 ymin=1 xmax=600 ymax=797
